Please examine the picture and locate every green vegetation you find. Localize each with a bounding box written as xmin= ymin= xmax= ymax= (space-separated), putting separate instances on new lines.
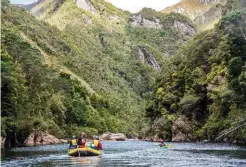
xmin=139 ymin=8 xmax=194 ymax=28
xmin=146 ymin=9 xmax=246 ymax=143
xmin=1 ymin=0 xmax=194 ymax=147
xmin=222 ymin=0 xmax=246 ymax=15
xmin=2 ymin=0 xmax=245 ymax=146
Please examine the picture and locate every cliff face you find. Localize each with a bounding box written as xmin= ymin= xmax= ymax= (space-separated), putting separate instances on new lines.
xmin=129 ymin=13 xmax=196 ymax=36
xmin=194 ymin=5 xmax=222 ymax=25
xmin=74 ymin=0 xmax=96 ymax=13
xmin=162 ymin=0 xmax=227 ymax=31
xmin=134 ymin=47 xmax=161 ymax=72
xmin=129 ymin=14 xmax=162 ymax=29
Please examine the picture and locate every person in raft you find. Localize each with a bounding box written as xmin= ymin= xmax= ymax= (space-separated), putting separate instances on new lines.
xmin=159 ymin=138 xmax=166 ymax=147
xmin=77 ymin=132 xmax=87 ymax=148
xmin=92 ymin=136 xmax=103 ymax=150
xmin=69 ymin=136 xmax=77 ymax=149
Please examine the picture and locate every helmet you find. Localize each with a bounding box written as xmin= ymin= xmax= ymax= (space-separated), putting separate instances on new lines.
xmin=95 ymin=136 xmax=99 ymax=140
xmin=72 ymin=135 xmax=76 ymax=139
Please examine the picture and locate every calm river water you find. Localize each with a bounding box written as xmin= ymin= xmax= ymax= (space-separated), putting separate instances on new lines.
xmin=1 ymin=141 xmax=246 ymax=167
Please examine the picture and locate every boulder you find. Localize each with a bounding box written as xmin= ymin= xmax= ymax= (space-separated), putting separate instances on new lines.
xmin=172 ymin=115 xmax=196 ymax=141
xmin=60 ymin=139 xmax=68 ymax=143
xmin=101 ymin=132 xmax=126 ymax=141
xmin=24 ymin=131 xmax=60 ymax=146
xmin=1 ymin=136 xmax=6 ymax=147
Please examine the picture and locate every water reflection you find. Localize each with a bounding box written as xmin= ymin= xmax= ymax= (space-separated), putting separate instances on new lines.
xmin=69 ymin=156 xmax=101 ymax=166
xmin=1 ymin=141 xmax=246 ymax=167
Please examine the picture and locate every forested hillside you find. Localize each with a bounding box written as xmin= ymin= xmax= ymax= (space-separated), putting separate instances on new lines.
xmin=3 ymin=0 xmax=244 ymax=147
xmin=146 ymin=7 xmax=246 ymax=143
xmin=1 ymin=0 xmax=194 ymax=147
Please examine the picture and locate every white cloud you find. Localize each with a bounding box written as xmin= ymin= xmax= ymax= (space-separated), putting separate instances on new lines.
xmin=105 ymin=0 xmax=181 ymax=13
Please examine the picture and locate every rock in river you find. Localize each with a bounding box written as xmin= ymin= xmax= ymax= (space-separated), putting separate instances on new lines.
xmin=101 ymin=132 xmax=126 ymax=141
xmin=24 ymin=131 xmax=60 ymax=146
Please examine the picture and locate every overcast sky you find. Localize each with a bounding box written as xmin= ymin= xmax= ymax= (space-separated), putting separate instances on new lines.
xmin=10 ymin=0 xmax=181 ymax=12
xmin=105 ymin=0 xmax=181 ymax=12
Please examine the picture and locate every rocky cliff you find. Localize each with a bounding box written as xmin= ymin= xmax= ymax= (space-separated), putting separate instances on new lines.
xmin=74 ymin=0 xmax=96 ymax=13
xmin=129 ymin=14 xmax=162 ymax=29
xmin=134 ymin=47 xmax=161 ymax=72
xmin=162 ymin=0 xmax=227 ymax=31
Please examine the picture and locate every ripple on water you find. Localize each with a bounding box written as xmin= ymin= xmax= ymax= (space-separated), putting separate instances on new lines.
xmin=1 ymin=141 xmax=246 ymax=167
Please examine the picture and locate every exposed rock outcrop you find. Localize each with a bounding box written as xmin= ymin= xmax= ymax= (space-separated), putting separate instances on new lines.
xmin=24 ymin=131 xmax=60 ymax=146
xmin=60 ymin=139 xmax=68 ymax=143
xmin=74 ymin=0 xmax=96 ymax=13
xmin=162 ymin=0 xmax=227 ymax=31
xmin=135 ymin=47 xmax=161 ymax=72
xmin=129 ymin=14 xmax=162 ymax=29
xmin=82 ymin=14 xmax=93 ymax=24
xmin=172 ymin=115 xmax=196 ymax=141
xmin=173 ymin=21 xmax=196 ymax=36
xmin=19 ymin=0 xmax=66 ymax=17
xmin=150 ymin=117 xmax=172 ymax=141
xmin=195 ymin=6 xmax=222 ymax=25
xmin=240 ymin=0 xmax=246 ymax=7
xmin=101 ymin=132 xmax=127 ymax=141
xmin=1 ymin=137 xmax=6 ymax=148
xmin=198 ymin=0 xmax=226 ymax=4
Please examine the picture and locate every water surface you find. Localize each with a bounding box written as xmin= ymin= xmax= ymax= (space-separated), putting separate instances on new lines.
xmin=2 ymin=141 xmax=246 ymax=167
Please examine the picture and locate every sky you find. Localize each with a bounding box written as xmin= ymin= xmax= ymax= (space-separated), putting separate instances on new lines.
xmin=10 ymin=0 xmax=181 ymax=12
xmin=105 ymin=0 xmax=181 ymax=12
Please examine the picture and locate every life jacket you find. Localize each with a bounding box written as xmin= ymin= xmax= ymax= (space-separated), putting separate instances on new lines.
xmin=77 ymin=137 xmax=86 ymax=145
xmin=71 ymin=139 xmax=77 ymax=146
xmin=93 ymin=140 xmax=99 ymax=147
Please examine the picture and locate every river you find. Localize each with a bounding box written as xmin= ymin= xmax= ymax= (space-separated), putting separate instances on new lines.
xmin=1 ymin=141 xmax=246 ymax=167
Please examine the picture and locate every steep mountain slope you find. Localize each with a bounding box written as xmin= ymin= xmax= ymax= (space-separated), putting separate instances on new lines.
xmin=146 ymin=9 xmax=246 ymax=143
xmin=20 ymin=0 xmax=196 ymax=115
xmin=2 ymin=0 xmax=117 ymax=146
xmin=1 ymin=0 xmax=195 ymax=147
xmin=162 ymin=0 xmax=227 ymax=31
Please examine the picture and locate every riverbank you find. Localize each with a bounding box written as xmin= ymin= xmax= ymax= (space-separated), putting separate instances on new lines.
xmin=1 ymin=132 xmax=135 ymax=148
xmin=142 ymin=137 xmax=246 ymax=145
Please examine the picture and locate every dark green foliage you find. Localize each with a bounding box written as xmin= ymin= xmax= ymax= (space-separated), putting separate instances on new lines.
xmin=138 ymin=8 xmax=194 ymax=28
xmin=146 ymin=9 xmax=246 ymax=142
xmin=1 ymin=0 xmax=125 ymax=145
xmin=1 ymin=0 xmax=196 ymax=147
xmin=222 ymin=0 xmax=246 ymax=15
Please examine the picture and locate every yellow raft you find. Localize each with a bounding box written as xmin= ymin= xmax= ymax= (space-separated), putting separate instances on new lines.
xmin=68 ymin=147 xmax=101 ymax=157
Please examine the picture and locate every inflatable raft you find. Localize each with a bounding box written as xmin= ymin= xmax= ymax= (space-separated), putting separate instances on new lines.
xmin=68 ymin=147 xmax=101 ymax=157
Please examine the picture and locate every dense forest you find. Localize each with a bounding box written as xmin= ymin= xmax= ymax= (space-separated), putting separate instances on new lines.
xmin=146 ymin=0 xmax=246 ymax=143
xmin=1 ymin=0 xmax=194 ymax=147
xmin=1 ymin=0 xmax=246 ymax=147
